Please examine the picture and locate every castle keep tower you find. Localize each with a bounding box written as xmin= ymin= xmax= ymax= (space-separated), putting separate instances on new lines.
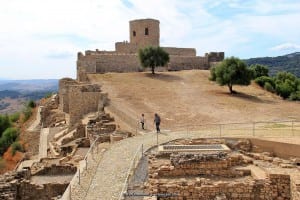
xmin=76 ymin=18 xmax=224 ymax=81
xmin=129 ymin=19 xmax=160 ymax=48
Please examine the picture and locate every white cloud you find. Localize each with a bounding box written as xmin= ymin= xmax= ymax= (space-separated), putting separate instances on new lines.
xmin=271 ymin=43 xmax=300 ymax=51
xmin=0 ymin=0 xmax=300 ymax=79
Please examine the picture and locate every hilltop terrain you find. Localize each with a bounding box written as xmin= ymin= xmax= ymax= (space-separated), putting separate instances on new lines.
xmin=89 ymin=70 xmax=300 ymax=130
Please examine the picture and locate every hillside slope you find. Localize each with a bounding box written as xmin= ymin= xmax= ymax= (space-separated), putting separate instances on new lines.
xmin=88 ymin=70 xmax=300 ymax=130
xmin=244 ymin=52 xmax=300 ymax=77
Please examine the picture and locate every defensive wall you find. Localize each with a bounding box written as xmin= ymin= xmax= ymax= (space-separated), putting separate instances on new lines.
xmin=59 ymin=78 xmax=106 ymax=125
xmin=76 ymin=18 xmax=224 ymax=81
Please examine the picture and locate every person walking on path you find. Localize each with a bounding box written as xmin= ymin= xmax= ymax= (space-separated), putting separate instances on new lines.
xmin=140 ymin=113 xmax=145 ymax=130
xmin=154 ymin=113 xmax=161 ymax=133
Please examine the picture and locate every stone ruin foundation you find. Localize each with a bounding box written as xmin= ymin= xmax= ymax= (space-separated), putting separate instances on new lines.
xmin=127 ymin=138 xmax=300 ymax=200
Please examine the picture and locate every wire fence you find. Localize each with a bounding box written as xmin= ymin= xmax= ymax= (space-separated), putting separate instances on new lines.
xmin=118 ymin=144 xmax=144 ymax=200
xmin=60 ymin=119 xmax=300 ymax=200
xmin=138 ymin=120 xmax=300 ymax=138
xmin=60 ymin=136 xmax=103 ymax=200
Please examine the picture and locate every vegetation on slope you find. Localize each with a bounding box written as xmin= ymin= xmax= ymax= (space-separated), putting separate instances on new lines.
xmin=244 ymin=52 xmax=300 ymax=77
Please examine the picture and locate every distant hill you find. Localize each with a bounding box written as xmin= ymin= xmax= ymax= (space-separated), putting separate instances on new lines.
xmin=0 ymin=79 xmax=58 ymax=92
xmin=244 ymin=52 xmax=300 ymax=77
xmin=0 ymin=79 xmax=58 ymax=114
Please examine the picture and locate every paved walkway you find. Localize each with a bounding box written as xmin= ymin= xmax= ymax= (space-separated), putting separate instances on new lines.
xmin=82 ymin=130 xmax=206 ymax=200
xmin=38 ymin=128 xmax=49 ymax=159
xmin=27 ymin=106 xmax=41 ymax=132
xmin=69 ymin=129 xmax=300 ymax=200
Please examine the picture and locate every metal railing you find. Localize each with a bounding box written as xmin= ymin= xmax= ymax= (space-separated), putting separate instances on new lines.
xmin=119 ymin=144 xmax=144 ymax=200
xmin=61 ymin=119 xmax=300 ymax=200
xmin=60 ymin=136 xmax=103 ymax=200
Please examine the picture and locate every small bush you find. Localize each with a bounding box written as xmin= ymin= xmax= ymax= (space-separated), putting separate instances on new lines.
xmin=264 ymin=82 xmax=275 ymax=93
xmin=11 ymin=141 xmax=23 ymax=155
xmin=289 ymin=91 xmax=300 ymax=101
xmin=255 ymin=76 xmax=275 ymax=87
xmin=44 ymin=93 xmax=53 ymax=99
xmin=23 ymin=107 xmax=32 ymax=122
xmin=209 ymin=67 xmax=217 ymax=81
xmin=0 ymin=157 xmax=5 ymax=169
xmin=250 ymin=64 xmax=269 ymax=78
xmin=275 ymin=82 xmax=295 ymax=99
xmin=9 ymin=112 xmax=20 ymax=123
xmin=27 ymin=100 xmax=36 ymax=108
xmin=0 ymin=128 xmax=19 ymax=155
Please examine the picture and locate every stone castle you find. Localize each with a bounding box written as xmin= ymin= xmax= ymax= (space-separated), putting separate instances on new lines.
xmin=77 ymin=18 xmax=224 ymax=81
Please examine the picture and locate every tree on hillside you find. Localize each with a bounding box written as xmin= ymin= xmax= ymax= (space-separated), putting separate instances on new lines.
xmin=250 ymin=64 xmax=269 ymax=78
xmin=210 ymin=57 xmax=253 ymax=93
xmin=138 ymin=46 xmax=169 ymax=74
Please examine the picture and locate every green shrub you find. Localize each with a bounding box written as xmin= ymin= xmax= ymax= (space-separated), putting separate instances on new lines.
xmin=289 ymin=91 xmax=300 ymax=101
xmin=255 ymin=76 xmax=275 ymax=88
xmin=27 ymin=100 xmax=36 ymax=108
xmin=0 ymin=114 xmax=11 ymax=136
xmin=23 ymin=107 xmax=32 ymax=122
xmin=209 ymin=67 xmax=217 ymax=81
xmin=275 ymin=82 xmax=295 ymax=99
xmin=264 ymin=82 xmax=275 ymax=93
xmin=0 ymin=157 xmax=5 ymax=169
xmin=250 ymin=64 xmax=269 ymax=78
xmin=0 ymin=128 xmax=19 ymax=155
xmin=9 ymin=112 xmax=20 ymax=123
xmin=44 ymin=93 xmax=53 ymax=99
xmin=11 ymin=141 xmax=23 ymax=155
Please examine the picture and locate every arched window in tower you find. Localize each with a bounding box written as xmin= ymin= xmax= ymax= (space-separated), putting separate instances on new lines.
xmin=145 ymin=28 xmax=149 ymax=35
xmin=133 ymin=31 xmax=136 ymax=37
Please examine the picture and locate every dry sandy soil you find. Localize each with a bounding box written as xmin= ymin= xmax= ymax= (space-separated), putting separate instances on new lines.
xmin=88 ymin=70 xmax=300 ymax=130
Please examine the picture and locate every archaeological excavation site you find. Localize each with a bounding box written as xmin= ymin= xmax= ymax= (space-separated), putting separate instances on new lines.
xmin=0 ymin=18 xmax=300 ymax=200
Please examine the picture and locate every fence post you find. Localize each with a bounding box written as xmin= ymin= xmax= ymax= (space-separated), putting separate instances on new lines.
xmin=69 ymin=185 xmax=71 ymax=200
xmin=292 ymin=121 xmax=294 ymax=136
xmin=85 ymin=157 xmax=88 ymax=170
xmin=156 ymin=131 xmax=158 ymax=148
xmin=79 ymin=169 xmax=81 ymax=185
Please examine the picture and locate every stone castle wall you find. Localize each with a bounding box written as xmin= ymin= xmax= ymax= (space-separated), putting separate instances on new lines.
xmin=59 ymin=78 xmax=103 ymax=125
xmin=76 ymin=52 xmax=211 ymax=77
xmin=76 ymin=18 xmax=224 ymax=81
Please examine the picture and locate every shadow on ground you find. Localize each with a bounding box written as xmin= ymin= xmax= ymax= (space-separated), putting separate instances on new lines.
xmin=143 ymin=73 xmax=182 ymax=82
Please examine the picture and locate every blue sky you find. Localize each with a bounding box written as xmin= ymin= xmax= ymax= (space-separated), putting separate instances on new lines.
xmin=0 ymin=0 xmax=299 ymax=79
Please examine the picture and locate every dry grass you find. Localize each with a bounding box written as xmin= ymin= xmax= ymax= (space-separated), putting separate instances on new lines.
xmin=88 ymin=70 xmax=300 ymax=130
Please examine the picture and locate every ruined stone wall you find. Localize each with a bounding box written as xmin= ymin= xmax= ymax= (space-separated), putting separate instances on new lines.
xmin=58 ymin=78 xmax=102 ymax=125
xmin=163 ymin=47 xmax=196 ymax=56
xmin=68 ymin=84 xmax=101 ymax=125
xmin=206 ymin=52 xmax=225 ymax=62
xmin=58 ymin=78 xmax=78 ymax=113
xmin=151 ymin=174 xmax=290 ymax=200
xmin=0 ymin=170 xmax=68 ymax=200
xmin=154 ymin=154 xmax=249 ymax=178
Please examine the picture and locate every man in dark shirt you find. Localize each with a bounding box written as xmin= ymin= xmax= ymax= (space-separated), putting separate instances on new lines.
xmin=154 ymin=113 xmax=161 ymax=133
